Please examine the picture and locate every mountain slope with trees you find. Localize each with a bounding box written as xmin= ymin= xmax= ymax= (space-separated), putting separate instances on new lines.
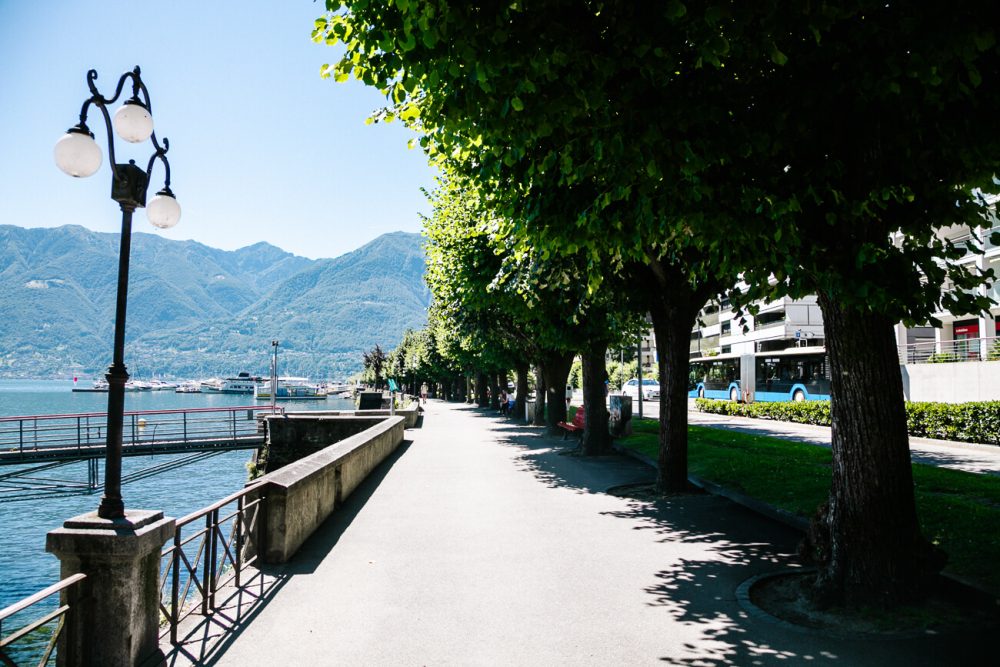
xmin=0 ymin=225 xmax=428 ymax=379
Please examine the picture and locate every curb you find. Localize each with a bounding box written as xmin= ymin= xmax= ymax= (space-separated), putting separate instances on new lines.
xmin=612 ymin=442 xmax=999 ymax=607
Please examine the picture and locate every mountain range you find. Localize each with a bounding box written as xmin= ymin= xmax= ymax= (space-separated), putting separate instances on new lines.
xmin=0 ymin=225 xmax=430 ymax=379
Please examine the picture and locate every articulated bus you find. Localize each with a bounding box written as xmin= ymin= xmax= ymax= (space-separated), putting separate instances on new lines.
xmin=689 ymin=347 xmax=831 ymax=403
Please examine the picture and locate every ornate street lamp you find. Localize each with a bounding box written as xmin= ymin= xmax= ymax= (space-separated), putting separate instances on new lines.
xmin=54 ymin=66 xmax=180 ymax=519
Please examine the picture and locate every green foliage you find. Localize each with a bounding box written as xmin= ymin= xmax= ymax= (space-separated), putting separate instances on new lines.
xmin=694 ymin=398 xmax=833 ymax=426
xmin=568 ymin=359 xmax=583 ymax=389
xmin=926 ymin=353 xmax=960 ymax=364
xmin=362 ymin=344 xmax=387 ymax=389
xmin=606 ymin=359 xmax=638 ymax=391
xmin=906 ymin=401 xmax=1000 ymax=444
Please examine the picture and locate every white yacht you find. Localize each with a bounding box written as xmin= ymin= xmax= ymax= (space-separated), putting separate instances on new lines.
xmin=254 ymin=377 xmax=324 ymax=400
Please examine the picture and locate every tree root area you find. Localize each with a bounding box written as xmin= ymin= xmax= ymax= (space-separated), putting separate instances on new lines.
xmin=606 ymin=482 xmax=706 ymax=500
xmin=752 ymin=571 xmax=999 ymax=637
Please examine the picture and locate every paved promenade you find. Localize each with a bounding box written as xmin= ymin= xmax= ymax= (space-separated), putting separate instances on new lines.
xmin=170 ymin=401 xmax=991 ymax=666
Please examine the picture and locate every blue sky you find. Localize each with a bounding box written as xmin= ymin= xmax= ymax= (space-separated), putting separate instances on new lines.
xmin=0 ymin=1 xmax=437 ymax=260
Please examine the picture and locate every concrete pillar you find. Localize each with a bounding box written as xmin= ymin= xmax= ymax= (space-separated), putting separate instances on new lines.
xmin=935 ymin=322 xmax=953 ymax=354
xmin=46 ymin=510 xmax=175 ymax=667
xmin=894 ymin=322 xmax=909 ymax=363
xmin=978 ymin=254 xmax=992 ymax=359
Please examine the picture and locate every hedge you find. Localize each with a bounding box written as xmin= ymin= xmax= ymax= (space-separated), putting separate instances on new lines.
xmin=694 ymin=398 xmax=1000 ymax=445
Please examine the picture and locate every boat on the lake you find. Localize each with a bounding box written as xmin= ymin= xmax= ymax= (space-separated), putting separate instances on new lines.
xmin=71 ymin=378 xmax=109 ymax=393
xmin=175 ymin=382 xmax=202 ymax=393
xmin=202 ymin=372 xmax=261 ymax=394
xmin=254 ymin=377 xmax=325 ymax=400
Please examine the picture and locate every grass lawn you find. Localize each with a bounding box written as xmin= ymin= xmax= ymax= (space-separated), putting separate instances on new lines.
xmin=619 ymin=419 xmax=1000 ymax=595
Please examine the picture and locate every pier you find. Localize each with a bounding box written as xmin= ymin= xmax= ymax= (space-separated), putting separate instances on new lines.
xmin=0 ymin=406 xmax=272 ymax=465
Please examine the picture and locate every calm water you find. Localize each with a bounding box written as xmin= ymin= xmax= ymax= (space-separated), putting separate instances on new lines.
xmin=0 ymin=379 xmax=354 ymax=613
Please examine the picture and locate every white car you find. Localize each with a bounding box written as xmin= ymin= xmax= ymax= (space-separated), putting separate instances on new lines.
xmin=622 ymin=378 xmax=660 ymax=401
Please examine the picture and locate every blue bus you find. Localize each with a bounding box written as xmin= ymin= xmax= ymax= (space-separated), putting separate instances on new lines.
xmin=689 ymin=348 xmax=831 ymax=403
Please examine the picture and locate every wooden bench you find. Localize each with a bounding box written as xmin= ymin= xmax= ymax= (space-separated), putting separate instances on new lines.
xmin=557 ymin=407 xmax=586 ymax=440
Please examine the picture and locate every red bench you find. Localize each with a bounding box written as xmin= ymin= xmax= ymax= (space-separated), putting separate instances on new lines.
xmin=557 ymin=407 xmax=586 ymax=440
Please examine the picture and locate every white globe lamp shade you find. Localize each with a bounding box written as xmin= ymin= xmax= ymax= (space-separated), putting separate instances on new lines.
xmin=113 ymin=101 xmax=154 ymax=143
xmin=54 ymin=130 xmax=102 ymax=178
xmin=147 ymin=191 xmax=181 ymax=229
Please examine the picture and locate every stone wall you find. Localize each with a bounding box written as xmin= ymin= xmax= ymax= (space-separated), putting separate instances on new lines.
xmin=264 ymin=415 xmax=385 ymax=471
xmin=902 ymin=360 xmax=1000 ymax=403
xmin=249 ymin=415 xmax=405 ymax=563
xmin=284 ymin=405 xmax=420 ymax=429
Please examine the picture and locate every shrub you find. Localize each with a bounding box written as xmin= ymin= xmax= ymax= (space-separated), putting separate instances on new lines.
xmin=694 ymin=398 xmax=831 ymax=425
xmin=695 ymin=398 xmax=1000 ymax=445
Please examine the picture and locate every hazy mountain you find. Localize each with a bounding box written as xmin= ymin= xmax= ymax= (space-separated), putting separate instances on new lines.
xmin=0 ymin=225 xmax=429 ymax=379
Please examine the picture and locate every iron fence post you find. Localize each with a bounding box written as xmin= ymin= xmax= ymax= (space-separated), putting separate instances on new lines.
xmin=171 ymin=529 xmax=180 ymax=645
xmin=208 ymin=508 xmax=219 ymax=611
xmin=236 ymin=495 xmax=245 ymax=589
xmin=201 ymin=512 xmax=212 ymax=616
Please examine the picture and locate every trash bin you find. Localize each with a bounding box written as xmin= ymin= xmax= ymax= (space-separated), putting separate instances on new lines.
xmin=608 ymin=394 xmax=633 ymax=437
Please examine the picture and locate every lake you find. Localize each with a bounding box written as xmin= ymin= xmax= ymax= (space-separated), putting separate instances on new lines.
xmin=0 ymin=379 xmax=354 ymax=614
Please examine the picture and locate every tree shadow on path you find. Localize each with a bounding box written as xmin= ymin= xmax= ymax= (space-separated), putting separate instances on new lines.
xmin=158 ymin=440 xmax=413 ymax=666
xmin=480 ymin=411 xmax=994 ymax=666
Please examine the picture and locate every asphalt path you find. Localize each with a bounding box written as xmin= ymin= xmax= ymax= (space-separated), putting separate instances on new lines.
xmin=169 ymin=400 xmax=992 ymax=666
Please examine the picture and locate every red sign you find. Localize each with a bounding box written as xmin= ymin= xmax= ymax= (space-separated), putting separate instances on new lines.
xmin=954 ymin=322 xmax=979 ymax=337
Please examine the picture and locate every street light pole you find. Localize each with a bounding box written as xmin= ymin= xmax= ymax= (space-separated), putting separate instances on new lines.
xmin=55 ymin=67 xmax=181 ymax=519
xmin=271 ymin=340 xmax=279 ymax=413
xmin=637 ymin=337 xmax=643 ymax=419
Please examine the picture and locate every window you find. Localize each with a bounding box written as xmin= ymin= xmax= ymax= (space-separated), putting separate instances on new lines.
xmin=755 ymin=310 xmax=786 ymax=328
xmin=721 ymin=320 xmax=732 ymax=335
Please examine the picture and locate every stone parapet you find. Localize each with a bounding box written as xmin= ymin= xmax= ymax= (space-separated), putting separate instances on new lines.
xmin=46 ymin=510 xmax=175 ymax=667
xmin=250 ymin=415 xmax=405 ymax=563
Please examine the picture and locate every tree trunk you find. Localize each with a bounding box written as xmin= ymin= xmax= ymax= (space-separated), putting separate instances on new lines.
xmin=533 ymin=365 xmax=547 ymax=426
xmin=540 ymin=350 xmax=573 ymax=433
xmin=490 ymin=373 xmax=502 ymax=410
xmin=475 ymin=372 xmax=489 ymax=407
xmin=580 ymin=339 xmax=612 ymax=455
xmin=644 ymin=262 xmax=712 ymax=493
xmin=499 ymin=370 xmax=509 ymax=409
xmin=514 ymin=361 xmax=529 ymax=421
xmin=809 ymin=292 xmax=936 ymax=607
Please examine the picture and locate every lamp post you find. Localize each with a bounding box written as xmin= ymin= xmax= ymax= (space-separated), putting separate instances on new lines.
xmin=55 ymin=67 xmax=181 ymax=519
xmin=270 ymin=340 xmax=279 ymax=413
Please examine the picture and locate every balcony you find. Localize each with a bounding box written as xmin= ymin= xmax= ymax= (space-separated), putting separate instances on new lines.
xmin=898 ymin=336 xmax=999 ymax=364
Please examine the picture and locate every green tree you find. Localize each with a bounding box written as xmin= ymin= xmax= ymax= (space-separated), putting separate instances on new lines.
xmin=362 ymin=344 xmax=387 ymax=390
xmin=315 ymin=1 xmax=1000 ymax=606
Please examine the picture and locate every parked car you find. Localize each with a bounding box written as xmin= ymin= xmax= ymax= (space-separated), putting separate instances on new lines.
xmin=622 ymin=378 xmax=660 ymax=401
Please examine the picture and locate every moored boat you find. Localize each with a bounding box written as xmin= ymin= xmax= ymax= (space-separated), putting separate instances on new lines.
xmin=254 ymin=377 xmax=325 ymax=400
xmin=202 ymin=372 xmax=261 ymax=394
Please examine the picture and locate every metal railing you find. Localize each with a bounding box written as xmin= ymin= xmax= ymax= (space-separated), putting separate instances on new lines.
xmin=0 ymin=406 xmax=281 ymax=463
xmin=898 ymin=335 xmax=1000 ymax=364
xmin=159 ymin=483 xmax=266 ymax=644
xmin=0 ymin=574 xmax=86 ymax=666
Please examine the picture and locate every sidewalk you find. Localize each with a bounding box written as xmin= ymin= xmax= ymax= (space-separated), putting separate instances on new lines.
xmin=685 ymin=404 xmax=1000 ymax=476
xmin=175 ymin=401 xmax=991 ymax=665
